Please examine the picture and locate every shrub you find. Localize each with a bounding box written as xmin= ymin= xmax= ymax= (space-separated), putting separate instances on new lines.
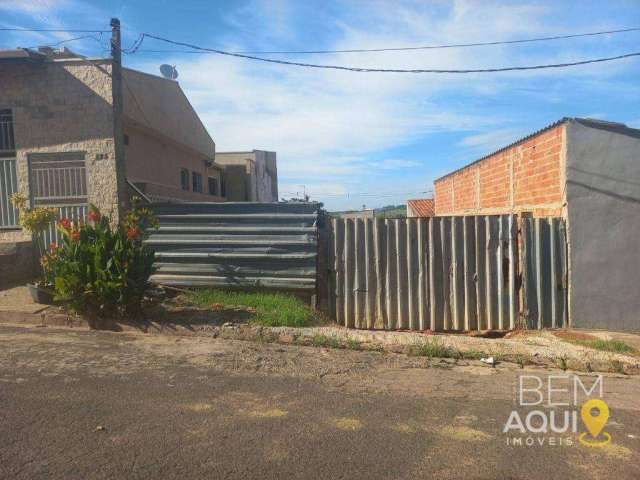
xmin=10 ymin=192 xmax=57 ymax=284
xmin=44 ymin=202 xmax=157 ymax=320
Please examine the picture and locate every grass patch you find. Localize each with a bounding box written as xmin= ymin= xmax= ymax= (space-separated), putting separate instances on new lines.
xmin=186 ymin=289 xmax=314 ymax=327
xmin=345 ymin=337 xmax=363 ymax=351
xmin=573 ymin=339 xmax=635 ymax=354
xmin=311 ymin=334 xmax=340 ymax=348
xmin=407 ymin=340 xmax=458 ymax=359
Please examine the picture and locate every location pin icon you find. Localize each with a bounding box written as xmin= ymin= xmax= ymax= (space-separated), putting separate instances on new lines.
xmin=581 ymin=399 xmax=609 ymax=438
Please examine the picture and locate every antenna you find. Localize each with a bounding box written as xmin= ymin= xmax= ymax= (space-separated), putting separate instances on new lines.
xmin=159 ymin=64 xmax=178 ymax=80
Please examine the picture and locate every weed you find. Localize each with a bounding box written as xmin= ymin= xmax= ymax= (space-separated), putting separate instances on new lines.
xmin=609 ymin=359 xmax=625 ymax=374
xmin=186 ymin=289 xmax=314 ymax=327
xmin=367 ymin=343 xmax=385 ymax=353
xmin=345 ymin=337 xmax=362 ymax=351
xmin=311 ymin=334 xmax=340 ymax=349
xmin=407 ymin=340 xmax=457 ymax=359
xmin=557 ymin=355 xmax=569 ymax=371
xmin=573 ymin=339 xmax=635 ymax=354
xmin=514 ymin=354 xmax=527 ymax=369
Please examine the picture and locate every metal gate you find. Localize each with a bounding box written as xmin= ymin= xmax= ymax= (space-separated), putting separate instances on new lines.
xmin=28 ymin=152 xmax=88 ymax=246
xmin=0 ymin=158 xmax=19 ymax=228
xmin=328 ymin=215 xmax=568 ymax=331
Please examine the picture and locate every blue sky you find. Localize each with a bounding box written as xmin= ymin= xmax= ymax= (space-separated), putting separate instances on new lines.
xmin=1 ymin=0 xmax=639 ymax=210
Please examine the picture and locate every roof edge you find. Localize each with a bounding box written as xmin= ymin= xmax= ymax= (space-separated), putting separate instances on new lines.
xmin=434 ymin=117 xmax=571 ymax=183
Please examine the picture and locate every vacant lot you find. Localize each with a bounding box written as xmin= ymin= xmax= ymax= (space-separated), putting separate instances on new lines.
xmin=0 ymin=325 xmax=639 ymax=480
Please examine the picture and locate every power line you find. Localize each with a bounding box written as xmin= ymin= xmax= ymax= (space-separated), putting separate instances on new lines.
xmin=0 ymin=27 xmax=109 ymax=33
xmin=25 ymin=34 xmax=103 ymax=50
xmin=134 ymin=33 xmax=640 ymax=74
xmin=219 ymin=26 xmax=640 ymax=55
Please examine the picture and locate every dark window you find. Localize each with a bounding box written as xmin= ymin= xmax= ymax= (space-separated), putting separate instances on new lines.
xmin=0 ymin=109 xmax=15 ymax=154
xmin=208 ymin=177 xmax=218 ymax=196
xmin=123 ymin=134 xmax=130 ymax=146
xmin=192 ymin=171 xmax=203 ymax=193
xmin=220 ymin=176 xmax=226 ymax=197
xmin=180 ymin=168 xmax=189 ymax=191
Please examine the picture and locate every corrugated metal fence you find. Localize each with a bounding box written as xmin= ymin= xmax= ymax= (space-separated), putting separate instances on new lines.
xmin=328 ymin=215 xmax=567 ymax=331
xmin=147 ymin=202 xmax=319 ymax=291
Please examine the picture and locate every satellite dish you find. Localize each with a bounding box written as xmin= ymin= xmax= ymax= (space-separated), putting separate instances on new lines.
xmin=159 ymin=64 xmax=178 ymax=80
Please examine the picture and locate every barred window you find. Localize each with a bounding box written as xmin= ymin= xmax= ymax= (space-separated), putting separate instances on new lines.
xmin=0 ymin=109 xmax=15 ymax=154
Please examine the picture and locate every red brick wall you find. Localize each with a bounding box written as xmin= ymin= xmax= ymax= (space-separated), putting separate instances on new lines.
xmin=434 ymin=125 xmax=564 ymax=217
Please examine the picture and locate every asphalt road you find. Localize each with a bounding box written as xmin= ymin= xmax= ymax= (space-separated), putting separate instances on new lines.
xmin=0 ymin=325 xmax=638 ymax=479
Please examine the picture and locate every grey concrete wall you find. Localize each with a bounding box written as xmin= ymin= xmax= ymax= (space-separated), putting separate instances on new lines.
xmin=565 ymin=119 xmax=640 ymax=331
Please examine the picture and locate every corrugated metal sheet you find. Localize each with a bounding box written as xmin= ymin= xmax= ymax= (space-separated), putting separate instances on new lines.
xmin=329 ymin=215 xmax=567 ymax=331
xmin=147 ymin=202 xmax=320 ymax=291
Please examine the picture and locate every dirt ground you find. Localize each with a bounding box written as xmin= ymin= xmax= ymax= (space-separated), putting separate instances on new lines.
xmin=1 ymin=285 xmax=639 ymax=374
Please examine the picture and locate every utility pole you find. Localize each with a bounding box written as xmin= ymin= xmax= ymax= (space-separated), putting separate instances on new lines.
xmin=110 ymin=17 xmax=128 ymax=219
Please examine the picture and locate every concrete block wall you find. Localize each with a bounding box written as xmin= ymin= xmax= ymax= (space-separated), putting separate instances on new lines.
xmin=434 ymin=125 xmax=564 ymax=217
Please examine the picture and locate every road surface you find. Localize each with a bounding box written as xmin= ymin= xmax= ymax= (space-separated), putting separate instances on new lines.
xmin=0 ymin=325 xmax=638 ymax=479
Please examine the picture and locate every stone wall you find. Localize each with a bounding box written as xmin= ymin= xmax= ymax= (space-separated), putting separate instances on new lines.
xmin=0 ymin=57 xmax=120 ymax=243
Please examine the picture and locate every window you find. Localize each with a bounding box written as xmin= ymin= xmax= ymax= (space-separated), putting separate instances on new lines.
xmin=0 ymin=109 xmax=15 ymax=154
xmin=192 ymin=171 xmax=203 ymax=193
xmin=220 ymin=176 xmax=226 ymax=197
xmin=29 ymin=152 xmax=87 ymax=204
xmin=123 ymin=134 xmax=130 ymax=146
xmin=208 ymin=177 xmax=218 ymax=196
xmin=180 ymin=168 xmax=189 ymax=191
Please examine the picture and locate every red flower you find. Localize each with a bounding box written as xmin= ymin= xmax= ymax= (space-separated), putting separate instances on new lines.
xmin=70 ymin=230 xmax=80 ymax=242
xmin=49 ymin=242 xmax=58 ymax=251
xmin=126 ymin=226 xmax=140 ymax=240
xmin=58 ymin=218 xmax=71 ymax=230
xmin=88 ymin=209 xmax=101 ymax=222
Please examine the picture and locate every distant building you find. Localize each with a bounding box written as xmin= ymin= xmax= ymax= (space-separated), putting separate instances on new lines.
xmin=406 ymin=198 xmax=434 ymax=218
xmin=337 ymin=209 xmax=375 ymax=220
xmin=215 ymin=150 xmax=278 ymax=202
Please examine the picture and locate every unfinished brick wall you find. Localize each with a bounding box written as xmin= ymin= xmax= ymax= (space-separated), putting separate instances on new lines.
xmin=434 ymin=125 xmax=564 ymax=217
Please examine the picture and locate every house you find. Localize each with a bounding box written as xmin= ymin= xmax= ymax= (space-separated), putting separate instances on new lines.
xmin=215 ymin=150 xmax=278 ymax=202
xmin=432 ymin=118 xmax=640 ymax=331
xmin=406 ymin=198 xmax=434 ymax=218
xmin=0 ymin=46 xmax=226 ymax=246
xmin=122 ymin=68 xmax=225 ymax=203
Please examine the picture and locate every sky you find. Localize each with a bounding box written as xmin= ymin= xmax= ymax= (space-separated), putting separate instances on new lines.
xmin=1 ymin=0 xmax=639 ymax=211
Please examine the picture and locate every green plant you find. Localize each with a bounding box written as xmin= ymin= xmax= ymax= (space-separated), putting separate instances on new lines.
xmin=45 ymin=203 xmax=157 ymax=320
xmin=609 ymin=359 xmax=625 ymax=374
xmin=407 ymin=340 xmax=457 ymax=358
xmin=10 ymin=192 xmax=58 ymax=284
xmin=186 ymin=289 xmax=314 ymax=327
xmin=345 ymin=337 xmax=363 ymax=351
xmin=574 ymin=339 xmax=635 ymax=354
xmin=557 ymin=356 xmax=569 ymax=371
xmin=310 ymin=334 xmax=340 ymax=349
